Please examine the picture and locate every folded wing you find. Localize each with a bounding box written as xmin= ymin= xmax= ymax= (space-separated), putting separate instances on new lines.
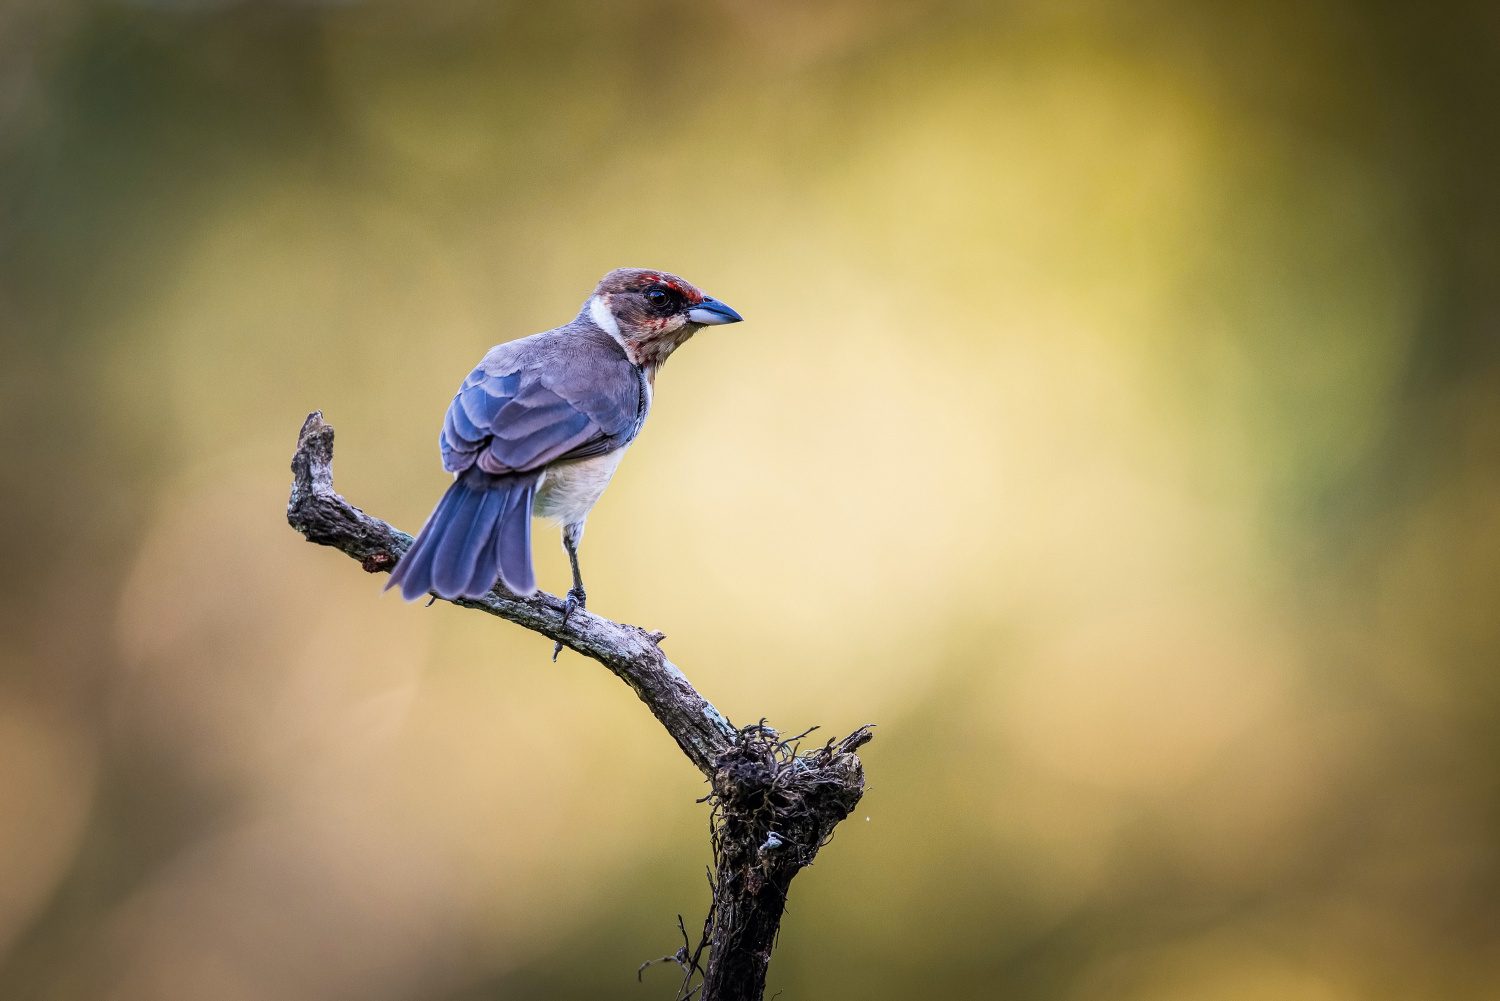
xmin=391 ymin=331 xmax=644 ymax=601
xmin=441 ymin=334 xmax=644 ymax=476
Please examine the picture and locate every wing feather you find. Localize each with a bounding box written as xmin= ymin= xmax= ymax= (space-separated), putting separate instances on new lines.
xmin=439 ymin=328 xmax=643 ymax=476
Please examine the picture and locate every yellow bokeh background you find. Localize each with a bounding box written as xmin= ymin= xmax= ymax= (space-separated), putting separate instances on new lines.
xmin=2 ymin=1 xmax=1498 ymax=998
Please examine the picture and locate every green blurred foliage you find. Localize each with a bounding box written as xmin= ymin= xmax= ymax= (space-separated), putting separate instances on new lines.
xmin=0 ymin=1 xmax=1497 ymax=999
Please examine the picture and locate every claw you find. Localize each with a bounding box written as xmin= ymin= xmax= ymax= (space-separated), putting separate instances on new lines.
xmin=561 ymin=587 xmax=586 ymax=624
xmin=552 ymin=586 xmax=586 ymax=662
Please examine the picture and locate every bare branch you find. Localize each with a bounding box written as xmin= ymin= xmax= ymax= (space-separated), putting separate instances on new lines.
xmin=285 ymin=411 xmax=873 ymax=1001
xmin=287 ymin=410 xmax=736 ymax=775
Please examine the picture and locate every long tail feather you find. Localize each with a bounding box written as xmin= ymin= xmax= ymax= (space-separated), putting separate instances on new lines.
xmin=387 ymin=468 xmax=538 ymax=601
xmin=496 ymin=480 xmax=538 ymax=595
xmin=430 ymin=482 xmax=489 ymax=597
xmin=463 ymin=507 xmax=506 ymax=598
xmin=444 ymin=487 xmax=503 ymax=598
xmin=385 ymin=483 xmax=458 ymax=600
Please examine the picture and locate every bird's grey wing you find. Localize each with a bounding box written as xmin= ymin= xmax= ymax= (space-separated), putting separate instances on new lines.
xmin=440 ymin=334 xmax=643 ymax=476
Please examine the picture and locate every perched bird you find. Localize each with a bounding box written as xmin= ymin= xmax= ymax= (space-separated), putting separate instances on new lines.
xmin=387 ymin=268 xmax=743 ymax=632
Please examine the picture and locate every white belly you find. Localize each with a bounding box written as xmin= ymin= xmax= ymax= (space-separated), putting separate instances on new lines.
xmin=533 ymin=449 xmax=627 ymax=527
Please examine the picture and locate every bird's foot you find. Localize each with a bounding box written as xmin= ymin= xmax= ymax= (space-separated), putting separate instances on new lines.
xmin=552 ymin=586 xmax=587 ymax=662
xmin=561 ymin=586 xmax=586 ymax=624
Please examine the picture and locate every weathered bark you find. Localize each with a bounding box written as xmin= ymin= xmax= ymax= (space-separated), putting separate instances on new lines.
xmin=286 ymin=411 xmax=871 ymax=1000
xmin=701 ymin=725 xmax=872 ymax=1000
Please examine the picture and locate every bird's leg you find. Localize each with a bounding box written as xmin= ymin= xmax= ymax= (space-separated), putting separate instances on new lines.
xmin=553 ymin=522 xmax=587 ymax=661
xmin=561 ymin=521 xmax=588 ymax=619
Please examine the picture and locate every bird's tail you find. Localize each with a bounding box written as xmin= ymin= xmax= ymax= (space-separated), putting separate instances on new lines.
xmin=386 ymin=466 xmax=538 ymax=601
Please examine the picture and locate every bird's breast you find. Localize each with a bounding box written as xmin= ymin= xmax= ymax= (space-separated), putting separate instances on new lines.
xmin=533 ymin=448 xmax=628 ymax=527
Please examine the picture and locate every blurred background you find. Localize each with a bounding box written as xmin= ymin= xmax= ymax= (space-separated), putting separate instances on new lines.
xmin=1 ymin=0 xmax=1498 ymax=998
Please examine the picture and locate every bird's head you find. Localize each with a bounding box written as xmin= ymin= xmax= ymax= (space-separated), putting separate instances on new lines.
xmin=586 ymin=268 xmax=742 ymax=376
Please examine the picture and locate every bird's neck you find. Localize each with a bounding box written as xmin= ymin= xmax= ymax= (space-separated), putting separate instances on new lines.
xmin=621 ymin=327 xmax=697 ymax=382
xmin=587 ymin=294 xmax=695 ymax=381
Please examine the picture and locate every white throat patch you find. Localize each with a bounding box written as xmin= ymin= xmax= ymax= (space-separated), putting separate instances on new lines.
xmin=588 ymin=294 xmax=621 ymax=340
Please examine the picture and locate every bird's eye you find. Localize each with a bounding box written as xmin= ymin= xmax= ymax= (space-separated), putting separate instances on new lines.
xmin=646 ymin=288 xmax=670 ymax=308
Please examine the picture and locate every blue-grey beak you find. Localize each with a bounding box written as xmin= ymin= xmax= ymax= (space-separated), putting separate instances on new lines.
xmin=687 ymin=297 xmax=743 ymax=325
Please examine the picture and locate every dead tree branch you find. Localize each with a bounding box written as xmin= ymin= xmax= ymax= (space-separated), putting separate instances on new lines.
xmin=286 ymin=411 xmax=872 ymax=1001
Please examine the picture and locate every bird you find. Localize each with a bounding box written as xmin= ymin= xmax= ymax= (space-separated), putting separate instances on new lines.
xmin=386 ymin=267 xmax=743 ymax=639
